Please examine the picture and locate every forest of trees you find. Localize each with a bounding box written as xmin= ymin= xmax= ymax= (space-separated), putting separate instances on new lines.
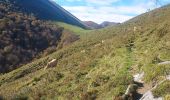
xmin=0 ymin=1 xmax=79 ymax=73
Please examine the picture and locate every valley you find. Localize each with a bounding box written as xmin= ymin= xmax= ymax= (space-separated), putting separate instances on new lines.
xmin=0 ymin=0 xmax=170 ymax=100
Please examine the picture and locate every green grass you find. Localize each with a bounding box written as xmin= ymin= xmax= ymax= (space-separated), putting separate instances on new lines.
xmin=55 ymin=22 xmax=92 ymax=36
xmin=152 ymin=80 xmax=170 ymax=98
xmin=1 ymin=4 xmax=170 ymax=99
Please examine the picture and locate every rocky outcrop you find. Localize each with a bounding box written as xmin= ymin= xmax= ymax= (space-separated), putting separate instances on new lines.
xmin=140 ymin=91 xmax=163 ymax=100
xmin=135 ymin=72 xmax=170 ymax=100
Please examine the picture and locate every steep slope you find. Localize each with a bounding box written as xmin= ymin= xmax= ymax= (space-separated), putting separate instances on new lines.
xmin=0 ymin=3 xmax=170 ymax=100
xmin=0 ymin=1 xmax=79 ymax=73
xmin=6 ymin=0 xmax=88 ymax=29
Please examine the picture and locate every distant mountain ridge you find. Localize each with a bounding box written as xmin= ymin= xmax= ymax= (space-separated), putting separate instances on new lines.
xmin=7 ymin=0 xmax=88 ymax=29
xmin=100 ymin=21 xmax=120 ymax=28
xmin=83 ymin=21 xmax=101 ymax=29
xmin=84 ymin=21 xmax=120 ymax=29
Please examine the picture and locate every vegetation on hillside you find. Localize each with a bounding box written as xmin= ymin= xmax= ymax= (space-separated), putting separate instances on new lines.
xmin=0 ymin=1 xmax=79 ymax=73
xmin=152 ymin=80 xmax=170 ymax=97
xmin=0 ymin=1 xmax=170 ymax=100
xmin=55 ymin=22 xmax=91 ymax=36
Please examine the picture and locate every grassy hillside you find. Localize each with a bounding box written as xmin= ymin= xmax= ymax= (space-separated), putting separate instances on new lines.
xmin=0 ymin=1 xmax=79 ymax=73
xmin=55 ymin=22 xmax=91 ymax=36
xmin=0 ymin=4 xmax=170 ymax=100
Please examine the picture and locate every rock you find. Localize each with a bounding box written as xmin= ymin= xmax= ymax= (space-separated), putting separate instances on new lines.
xmin=102 ymin=40 xmax=105 ymax=43
xmin=133 ymin=72 xmax=170 ymax=100
xmin=134 ymin=26 xmax=137 ymax=32
xmin=139 ymin=76 xmax=170 ymax=100
xmin=81 ymin=50 xmax=86 ymax=53
xmin=134 ymin=72 xmax=144 ymax=83
xmin=94 ymin=43 xmax=101 ymax=47
xmin=166 ymin=75 xmax=170 ymax=80
xmin=158 ymin=61 xmax=170 ymax=65
xmin=140 ymin=91 xmax=163 ymax=100
xmin=44 ymin=59 xmax=57 ymax=70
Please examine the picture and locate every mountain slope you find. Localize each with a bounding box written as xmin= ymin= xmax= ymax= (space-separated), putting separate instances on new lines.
xmin=0 ymin=1 xmax=79 ymax=73
xmin=0 ymin=3 xmax=170 ymax=100
xmin=83 ymin=21 xmax=101 ymax=29
xmin=7 ymin=0 xmax=88 ymax=29
xmin=100 ymin=21 xmax=120 ymax=28
xmin=84 ymin=21 xmax=120 ymax=29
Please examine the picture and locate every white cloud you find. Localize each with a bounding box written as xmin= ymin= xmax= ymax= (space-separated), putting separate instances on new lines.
xmin=85 ymin=0 xmax=120 ymax=5
xmin=73 ymin=12 xmax=133 ymax=24
xmin=63 ymin=4 xmax=152 ymax=23
xmin=56 ymin=0 xmax=170 ymax=23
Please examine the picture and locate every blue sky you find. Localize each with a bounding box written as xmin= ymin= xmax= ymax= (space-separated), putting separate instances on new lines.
xmin=53 ymin=0 xmax=170 ymax=23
